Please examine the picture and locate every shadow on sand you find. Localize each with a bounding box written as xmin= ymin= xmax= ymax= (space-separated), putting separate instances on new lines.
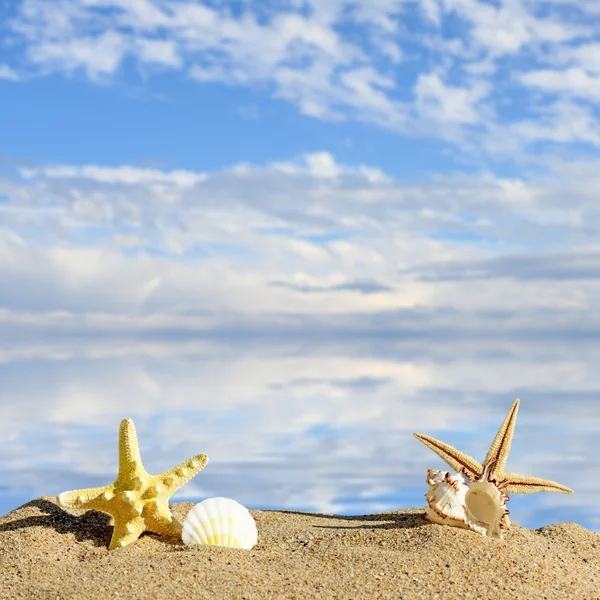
xmin=264 ymin=508 xmax=426 ymax=532
xmin=0 ymin=497 xmax=180 ymax=549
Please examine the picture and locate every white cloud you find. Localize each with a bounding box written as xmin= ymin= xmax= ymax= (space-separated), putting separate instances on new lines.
xmin=303 ymin=151 xmax=340 ymax=178
xmin=0 ymin=330 xmax=588 ymax=521
xmin=272 ymin=151 xmax=388 ymax=181
xmin=508 ymin=101 xmax=600 ymax=147
xmin=5 ymin=1 xmax=600 ymax=526
xmin=2 ymin=150 xmax=600 ymax=331
xmin=414 ymin=72 xmax=490 ymax=124
xmin=23 ymin=164 xmax=207 ymax=187
xmin=135 ymin=38 xmax=182 ymax=68
xmin=442 ymin=0 xmax=589 ymax=56
xmin=5 ymin=0 xmax=600 ymax=157
xmin=0 ymin=65 xmax=19 ymax=80
xmin=1 ymin=148 xmax=599 ymax=524
xmin=520 ymin=67 xmax=600 ymax=102
xmin=564 ymin=42 xmax=600 ymax=74
xmin=27 ymin=29 xmax=129 ymax=79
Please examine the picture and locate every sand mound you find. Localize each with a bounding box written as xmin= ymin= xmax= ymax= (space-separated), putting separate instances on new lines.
xmin=1 ymin=497 xmax=598 ymax=599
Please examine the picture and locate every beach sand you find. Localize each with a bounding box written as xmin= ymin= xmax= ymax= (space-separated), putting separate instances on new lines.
xmin=1 ymin=497 xmax=598 ymax=599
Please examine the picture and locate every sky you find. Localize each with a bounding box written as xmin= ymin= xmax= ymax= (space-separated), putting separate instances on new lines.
xmin=3 ymin=0 xmax=600 ymax=338
xmin=2 ymin=0 xmax=600 ymax=530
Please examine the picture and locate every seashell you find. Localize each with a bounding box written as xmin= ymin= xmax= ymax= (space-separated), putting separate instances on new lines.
xmin=424 ymin=465 xmax=509 ymax=538
xmin=464 ymin=460 xmax=510 ymax=539
xmin=182 ymin=497 xmax=258 ymax=550
xmin=425 ymin=469 xmax=487 ymax=535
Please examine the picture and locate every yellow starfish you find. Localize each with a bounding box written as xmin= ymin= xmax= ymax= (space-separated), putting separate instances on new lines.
xmin=414 ymin=398 xmax=573 ymax=495
xmin=57 ymin=418 xmax=208 ymax=550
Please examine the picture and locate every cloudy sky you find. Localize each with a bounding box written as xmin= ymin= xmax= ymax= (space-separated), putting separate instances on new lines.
xmin=1 ymin=0 xmax=600 ymax=529
xmin=2 ymin=0 xmax=600 ymax=340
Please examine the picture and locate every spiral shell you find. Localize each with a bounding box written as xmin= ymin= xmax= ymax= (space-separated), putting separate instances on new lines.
xmin=464 ymin=461 xmax=510 ymax=538
xmin=425 ymin=469 xmax=486 ymax=535
xmin=182 ymin=497 xmax=258 ymax=550
xmin=424 ymin=466 xmax=509 ymax=538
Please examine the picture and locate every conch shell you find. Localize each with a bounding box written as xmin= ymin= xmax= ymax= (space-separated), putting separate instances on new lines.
xmin=425 ymin=460 xmax=510 ymax=538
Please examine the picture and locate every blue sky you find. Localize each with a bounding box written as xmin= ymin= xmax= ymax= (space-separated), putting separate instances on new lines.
xmin=3 ymin=0 xmax=600 ymax=179
xmin=2 ymin=0 xmax=600 ymax=526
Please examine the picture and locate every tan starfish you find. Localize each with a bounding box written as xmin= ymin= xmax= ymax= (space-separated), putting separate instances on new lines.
xmin=414 ymin=398 xmax=573 ymax=495
xmin=57 ymin=418 xmax=208 ymax=550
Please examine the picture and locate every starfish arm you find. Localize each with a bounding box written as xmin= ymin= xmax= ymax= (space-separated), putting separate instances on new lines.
xmin=483 ymin=398 xmax=520 ymax=480
xmin=58 ymin=419 xmax=210 ymax=549
xmin=57 ymin=485 xmax=115 ymax=511
xmin=160 ymin=454 xmax=209 ymax=493
xmin=145 ymin=511 xmax=183 ymax=538
xmin=503 ymin=472 xmax=574 ymax=495
xmin=109 ymin=516 xmax=147 ymax=550
xmin=413 ymin=433 xmax=483 ymax=479
xmin=117 ymin=418 xmax=144 ymax=481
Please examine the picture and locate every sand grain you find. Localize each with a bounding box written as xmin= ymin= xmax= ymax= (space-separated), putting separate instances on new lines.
xmin=1 ymin=497 xmax=599 ymax=599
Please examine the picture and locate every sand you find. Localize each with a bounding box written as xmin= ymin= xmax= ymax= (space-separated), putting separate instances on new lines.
xmin=1 ymin=497 xmax=599 ymax=600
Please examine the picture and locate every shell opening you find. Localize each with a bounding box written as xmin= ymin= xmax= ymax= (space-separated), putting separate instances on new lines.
xmin=464 ymin=460 xmax=508 ymax=539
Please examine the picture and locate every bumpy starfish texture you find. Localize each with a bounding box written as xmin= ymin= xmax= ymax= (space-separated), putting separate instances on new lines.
xmin=57 ymin=418 xmax=208 ymax=550
xmin=414 ymin=398 xmax=573 ymax=496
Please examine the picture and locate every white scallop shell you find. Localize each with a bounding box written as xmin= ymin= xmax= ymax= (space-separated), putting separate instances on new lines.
xmin=424 ymin=467 xmax=509 ymax=538
xmin=182 ymin=497 xmax=258 ymax=550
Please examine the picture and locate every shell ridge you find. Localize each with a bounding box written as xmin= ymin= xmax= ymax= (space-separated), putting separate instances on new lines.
xmin=195 ymin=507 xmax=210 ymax=545
xmin=189 ymin=505 xmax=210 ymax=545
xmin=182 ymin=497 xmax=257 ymax=550
xmin=205 ymin=498 xmax=220 ymax=545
